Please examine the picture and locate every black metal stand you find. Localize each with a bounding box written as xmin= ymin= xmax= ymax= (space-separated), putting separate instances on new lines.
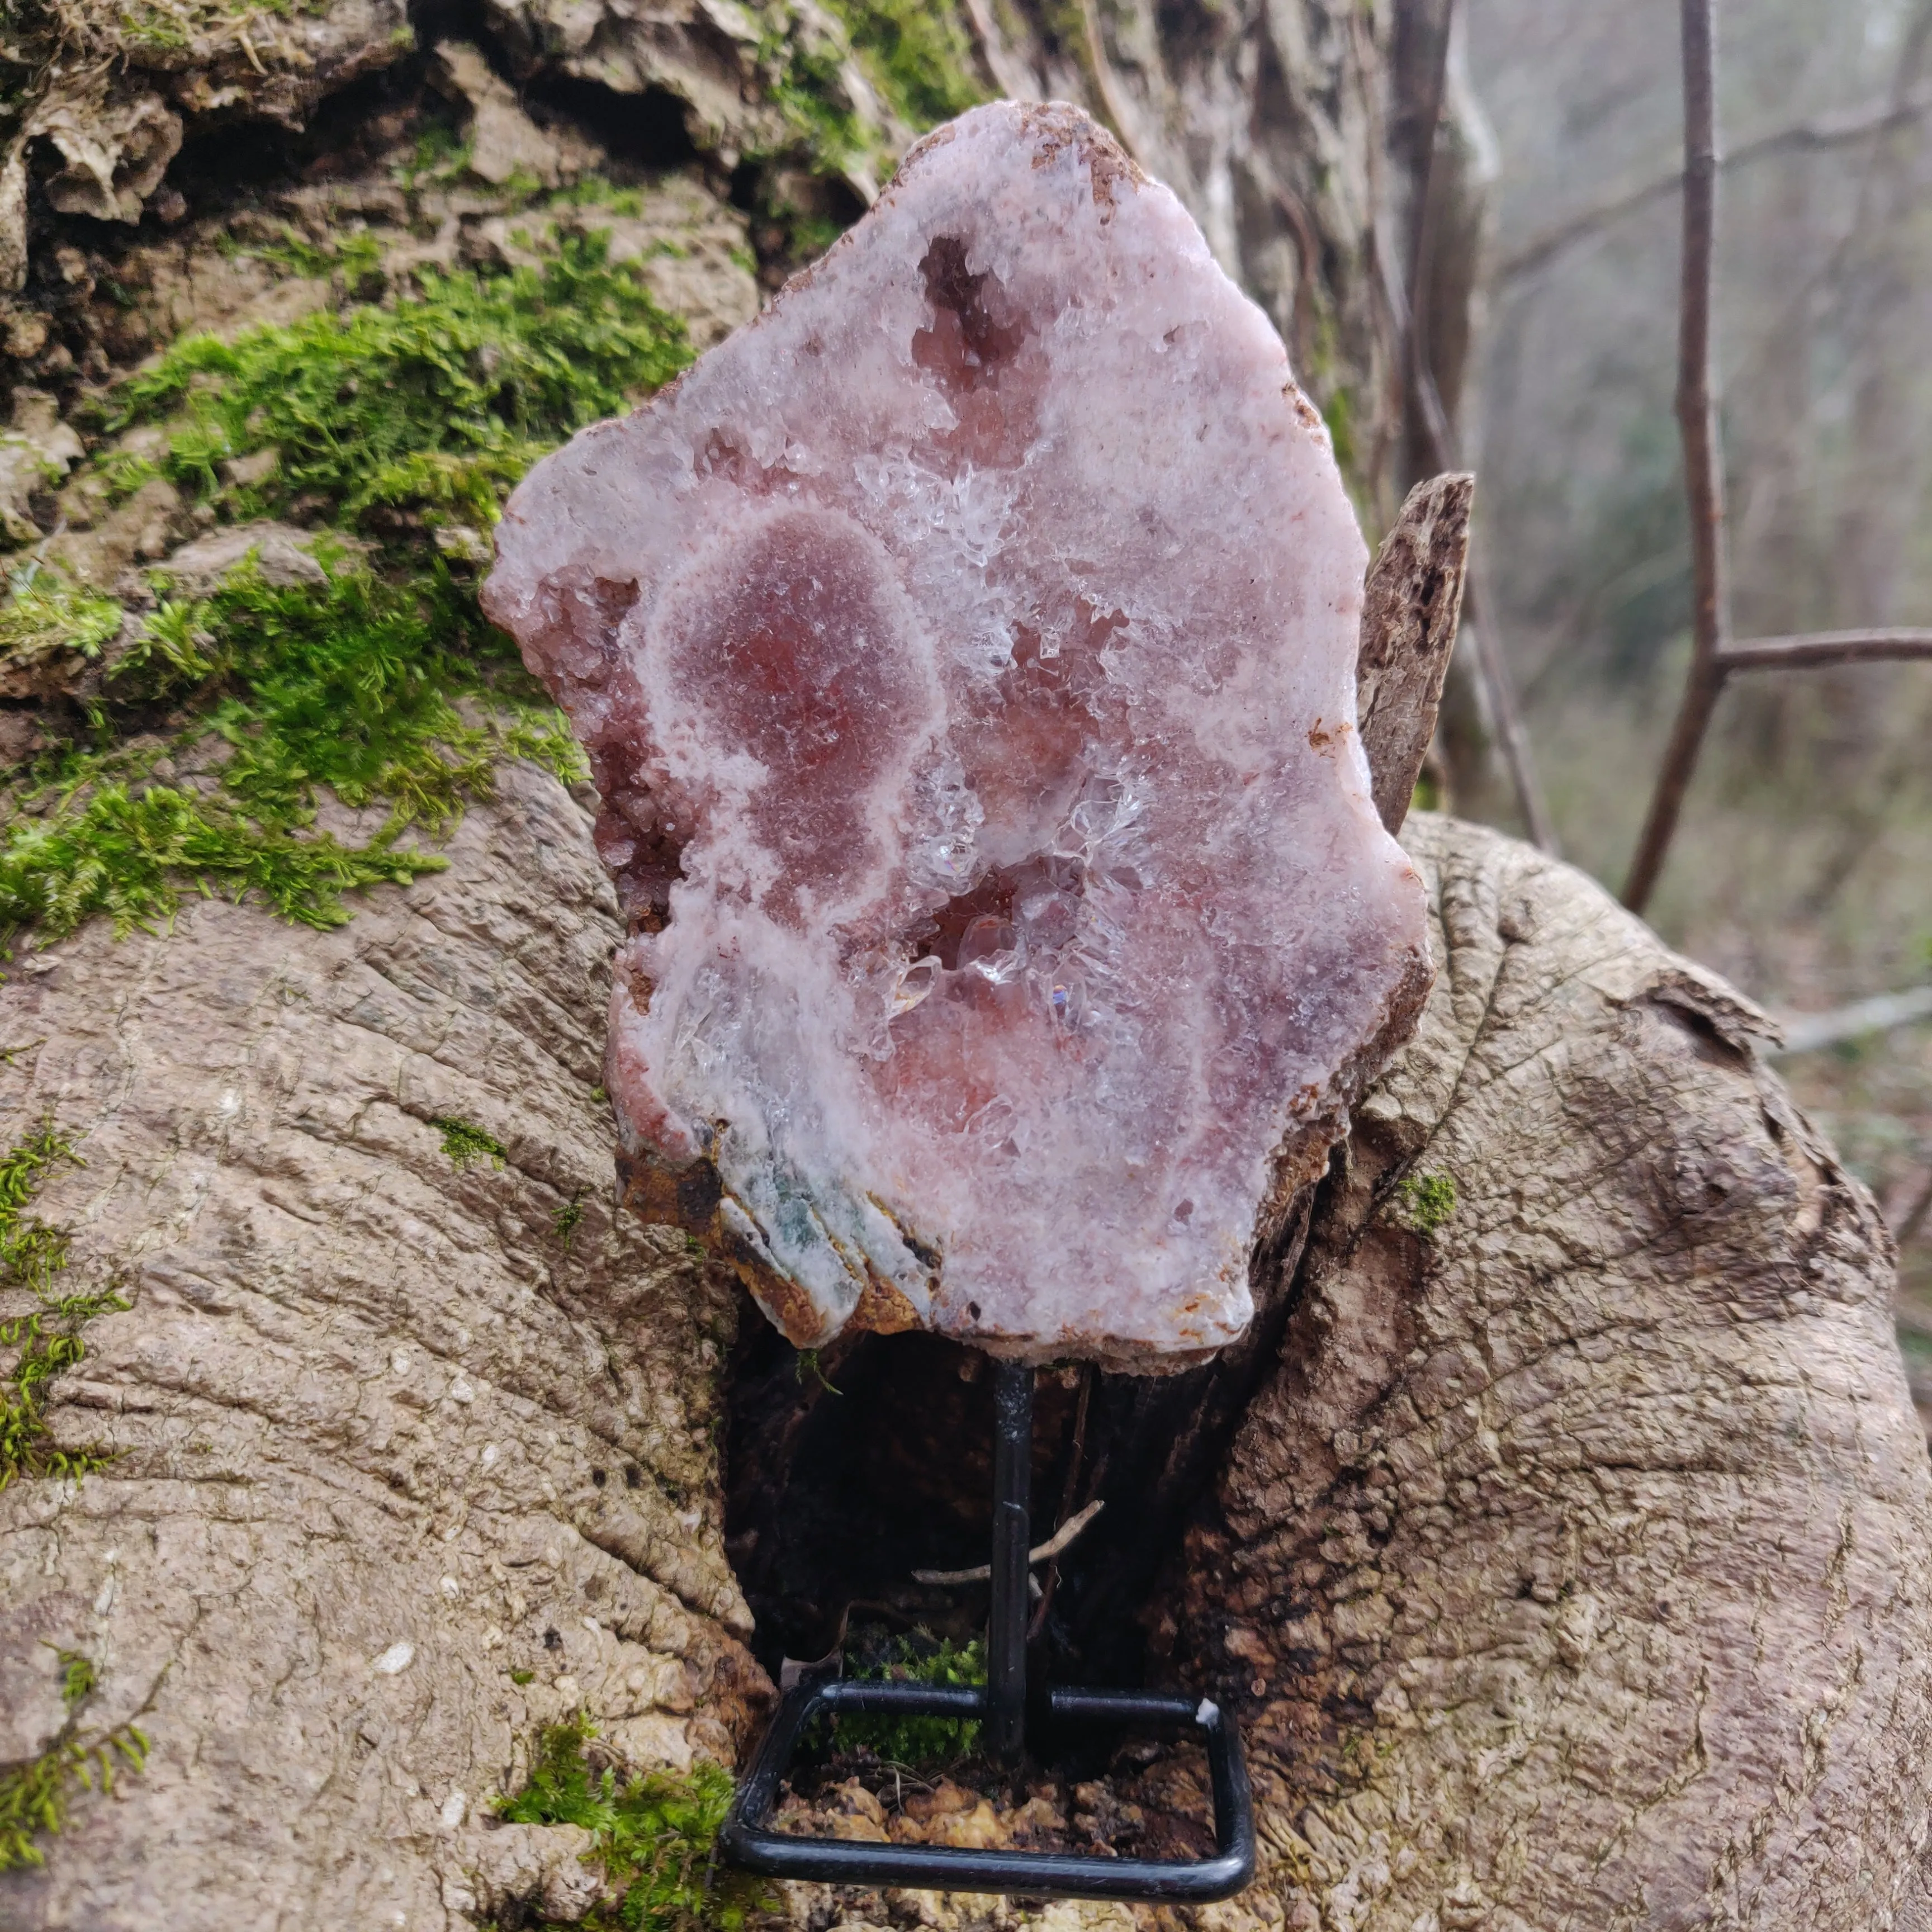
xmin=717 ymin=1360 xmax=1256 ymax=1901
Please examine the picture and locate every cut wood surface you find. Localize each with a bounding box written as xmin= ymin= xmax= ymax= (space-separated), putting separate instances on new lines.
xmin=1166 ymin=811 xmax=1932 ymax=1930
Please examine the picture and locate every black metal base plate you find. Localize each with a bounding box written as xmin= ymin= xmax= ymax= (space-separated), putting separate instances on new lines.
xmin=719 ymin=1678 xmax=1256 ymax=1902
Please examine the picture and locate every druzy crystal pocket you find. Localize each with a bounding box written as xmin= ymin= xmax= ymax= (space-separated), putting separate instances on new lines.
xmin=482 ymin=101 xmax=1431 ymax=1365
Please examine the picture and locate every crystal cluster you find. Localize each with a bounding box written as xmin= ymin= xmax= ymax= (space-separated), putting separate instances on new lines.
xmin=482 ymin=102 xmax=1431 ymax=1365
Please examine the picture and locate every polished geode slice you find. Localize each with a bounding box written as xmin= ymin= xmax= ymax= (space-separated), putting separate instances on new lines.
xmin=483 ymin=101 xmax=1432 ymax=1365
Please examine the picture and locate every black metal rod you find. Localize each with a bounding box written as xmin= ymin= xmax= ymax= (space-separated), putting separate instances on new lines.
xmin=718 ymin=1677 xmax=1256 ymax=1900
xmin=987 ymin=1358 xmax=1033 ymax=1763
xmin=717 ymin=1346 xmax=1258 ymax=1903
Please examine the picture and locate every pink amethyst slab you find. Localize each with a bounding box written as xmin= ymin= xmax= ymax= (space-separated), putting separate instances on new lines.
xmin=482 ymin=101 xmax=1432 ymax=1367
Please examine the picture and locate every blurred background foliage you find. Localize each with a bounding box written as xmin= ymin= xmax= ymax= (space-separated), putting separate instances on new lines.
xmin=1454 ymin=0 xmax=1932 ymax=1314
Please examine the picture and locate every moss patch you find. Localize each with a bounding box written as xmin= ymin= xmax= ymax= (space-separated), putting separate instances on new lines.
xmin=0 ymin=226 xmax=689 ymax=953
xmin=0 ymin=567 xmax=123 ymax=693
xmin=56 ymin=1650 xmax=95 ymax=1707
xmin=432 ymin=1115 xmax=506 ymax=1169
xmin=1393 ymin=1170 xmax=1458 ymax=1241
xmin=497 ymin=1719 xmax=759 ymax=1930
xmin=0 ymin=1710 xmax=148 ymax=1873
xmin=825 ymin=0 xmax=985 ymax=132
xmin=0 ymin=1118 xmax=80 ymax=1289
xmin=110 ymin=232 xmax=690 ymax=538
xmin=745 ymin=0 xmax=983 ymax=262
xmin=0 ymin=760 xmax=452 ymax=946
xmin=832 ymin=1631 xmax=984 ymax=1765
xmin=0 ymin=1121 xmax=126 ymax=1490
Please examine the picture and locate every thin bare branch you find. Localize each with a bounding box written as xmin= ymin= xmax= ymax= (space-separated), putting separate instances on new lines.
xmin=1077 ymin=0 xmax=1145 ymax=165
xmin=1768 ymin=984 xmax=1932 ymax=1057
xmin=1461 ymin=580 xmax=1561 ymax=853
xmin=1403 ymin=0 xmax=1458 ymax=400
xmin=1717 ymin=628 xmax=1932 ymax=671
xmin=1496 ymin=91 xmax=1932 ymax=286
xmin=1622 ymin=0 xmax=1729 ymax=917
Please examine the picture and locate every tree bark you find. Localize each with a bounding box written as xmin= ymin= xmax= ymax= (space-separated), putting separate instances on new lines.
xmin=978 ymin=0 xmax=1407 ymax=521
xmin=0 ymin=766 xmax=770 ymax=1928
xmin=4 ymin=773 xmax=1926 ymax=1928
xmin=1164 ymin=812 xmax=1932 ymax=1930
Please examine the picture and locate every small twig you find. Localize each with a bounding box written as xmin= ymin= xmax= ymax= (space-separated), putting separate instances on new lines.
xmin=1459 ymin=577 xmax=1561 ymax=854
xmin=912 ymin=1499 xmax=1105 ymax=1586
xmin=1716 ymin=628 xmax=1932 ymax=671
xmin=1622 ymin=0 xmax=1729 ymax=917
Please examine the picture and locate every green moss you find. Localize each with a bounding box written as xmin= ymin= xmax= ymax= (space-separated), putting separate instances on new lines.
xmin=497 ymin=1719 xmax=760 ymax=1930
xmin=397 ymin=120 xmax=476 ymax=191
xmin=741 ymin=0 xmax=981 ymax=263
xmin=833 ymin=1632 xmax=984 ymax=1764
xmin=0 ymin=227 xmax=686 ymax=954
xmin=150 ymin=555 xmax=580 ymax=829
xmin=1320 ymin=385 xmax=1357 ymax=490
xmin=0 ymin=1121 xmax=128 ymax=1491
xmin=552 ymin=1193 xmax=585 ymax=1249
xmin=549 ymin=180 xmax=648 ymax=219
xmin=432 ymin=1116 xmax=506 ymax=1168
xmin=0 ymin=542 xmax=556 ymax=945
xmin=0 ymin=1120 xmax=80 ymax=1290
xmin=0 ymin=773 xmax=451 ymax=945
xmin=0 ymin=1715 xmax=148 ymax=1873
xmin=825 ymin=0 xmax=985 ymax=130
xmin=111 ymin=234 xmax=690 ymax=537
xmin=793 ymin=1346 xmax=840 ymax=1395
xmin=56 ymin=1651 xmax=94 ymax=1707
xmin=0 ymin=566 xmax=122 ymax=686
xmin=0 ymin=1290 xmax=121 ymax=1493
xmin=216 ymin=224 xmax=387 ymax=291
xmin=759 ymin=13 xmax=870 ymax=174
xmin=1393 ymin=1170 xmax=1457 ymax=1240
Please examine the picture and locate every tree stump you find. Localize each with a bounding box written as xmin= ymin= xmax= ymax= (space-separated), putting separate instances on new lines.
xmin=1166 ymin=811 xmax=1932 ymax=1930
xmin=1 ymin=776 xmax=1924 ymax=1928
